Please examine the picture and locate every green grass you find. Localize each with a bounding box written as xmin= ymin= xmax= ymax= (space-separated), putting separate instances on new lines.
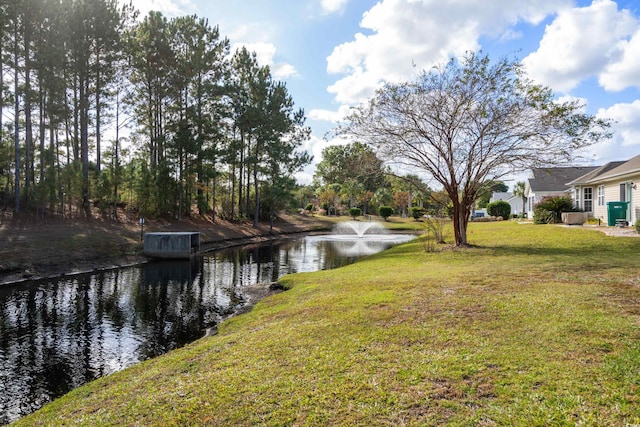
xmin=15 ymin=221 xmax=640 ymax=426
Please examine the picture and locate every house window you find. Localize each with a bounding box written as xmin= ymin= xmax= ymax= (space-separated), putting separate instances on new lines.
xmin=620 ymin=183 xmax=626 ymax=201
xmin=597 ymin=185 xmax=605 ymax=206
xmin=583 ymin=187 xmax=593 ymax=212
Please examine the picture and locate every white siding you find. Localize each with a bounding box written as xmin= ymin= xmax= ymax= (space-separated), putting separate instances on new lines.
xmin=629 ymin=174 xmax=640 ymax=224
xmin=592 ymin=184 xmax=612 ymax=221
xmin=634 ymin=185 xmax=640 ymax=224
xmin=595 ymin=184 xmax=620 ymax=221
xmin=591 ymin=175 xmax=640 ymax=224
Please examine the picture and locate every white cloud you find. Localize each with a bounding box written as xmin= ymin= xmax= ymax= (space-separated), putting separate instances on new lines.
xmin=272 ymin=63 xmax=299 ymax=80
xmin=326 ymin=0 xmax=570 ymax=105
xmin=129 ymin=0 xmax=196 ymax=19
xmin=232 ymin=42 xmax=299 ymax=79
xmin=321 ymin=0 xmax=349 ymax=15
xmin=308 ymin=105 xmax=353 ymax=123
xmin=327 ymin=67 xmax=383 ymax=105
xmin=580 ymin=100 xmax=640 ymax=164
xmin=598 ymin=100 xmax=640 ymax=147
xmin=600 ymin=29 xmax=640 ymax=91
xmin=523 ymin=0 xmax=639 ymax=93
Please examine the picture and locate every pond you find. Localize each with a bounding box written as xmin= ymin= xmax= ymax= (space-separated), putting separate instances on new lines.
xmin=0 ymin=232 xmax=413 ymax=424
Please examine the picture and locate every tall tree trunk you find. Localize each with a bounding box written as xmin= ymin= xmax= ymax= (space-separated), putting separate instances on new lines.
xmin=253 ymin=159 xmax=259 ymax=228
xmin=148 ymin=88 xmax=155 ymax=176
xmin=39 ymin=83 xmax=45 ymax=183
xmin=38 ymin=82 xmax=46 ymax=218
xmin=24 ymin=20 xmax=32 ymax=196
xmin=72 ymin=75 xmax=79 ymax=161
xmin=80 ymin=71 xmax=90 ymax=217
xmin=64 ymin=96 xmax=71 ymax=217
xmin=238 ymin=130 xmax=244 ymax=217
xmin=178 ymin=144 xmax=183 ymax=222
xmin=211 ymin=166 xmax=217 ymax=222
xmin=269 ymin=178 xmax=274 ymax=234
xmin=158 ymin=96 xmax=164 ymax=165
xmin=0 ymin=50 xmax=3 ymax=211
xmin=113 ymin=91 xmax=120 ymax=219
xmin=49 ymin=123 xmax=55 ymax=213
xmin=245 ymin=135 xmax=251 ymax=218
xmin=64 ymin=75 xmax=72 ymax=217
xmin=95 ymin=55 xmax=101 ymax=174
xmin=245 ymin=156 xmax=251 ymax=219
xmin=230 ymin=160 xmax=236 ymax=220
xmin=196 ymin=83 xmax=205 ymax=216
xmin=13 ymin=18 xmax=20 ymax=215
xmin=55 ymin=129 xmax=61 ymax=214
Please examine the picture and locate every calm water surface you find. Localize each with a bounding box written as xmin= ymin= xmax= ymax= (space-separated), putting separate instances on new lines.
xmin=0 ymin=233 xmax=413 ymax=424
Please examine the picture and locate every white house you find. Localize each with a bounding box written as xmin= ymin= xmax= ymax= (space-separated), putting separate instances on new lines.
xmin=524 ymin=166 xmax=599 ymax=218
xmin=566 ymin=156 xmax=640 ymax=225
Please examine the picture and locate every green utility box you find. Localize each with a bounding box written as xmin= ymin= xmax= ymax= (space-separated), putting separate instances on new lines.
xmin=606 ymin=201 xmax=629 ymax=226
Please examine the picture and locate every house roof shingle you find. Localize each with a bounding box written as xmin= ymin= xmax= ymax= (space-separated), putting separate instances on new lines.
xmin=566 ymin=161 xmax=626 ymax=185
xmin=528 ymin=166 xmax=599 ymax=192
xmin=584 ymin=154 xmax=640 ymax=182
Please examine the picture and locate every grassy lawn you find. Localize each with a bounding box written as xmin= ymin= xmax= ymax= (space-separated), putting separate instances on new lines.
xmin=15 ymin=221 xmax=640 ymax=426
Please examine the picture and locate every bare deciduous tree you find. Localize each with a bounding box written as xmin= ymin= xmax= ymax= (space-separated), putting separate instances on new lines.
xmin=337 ymin=52 xmax=612 ymax=246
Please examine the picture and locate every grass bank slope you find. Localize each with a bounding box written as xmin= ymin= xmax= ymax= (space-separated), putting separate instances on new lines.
xmin=15 ymin=222 xmax=640 ymax=426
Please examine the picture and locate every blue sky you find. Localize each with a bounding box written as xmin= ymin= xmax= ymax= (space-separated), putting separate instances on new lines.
xmin=133 ymin=0 xmax=640 ymax=188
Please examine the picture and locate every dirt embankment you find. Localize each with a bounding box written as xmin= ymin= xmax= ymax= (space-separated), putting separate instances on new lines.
xmin=0 ymin=211 xmax=332 ymax=285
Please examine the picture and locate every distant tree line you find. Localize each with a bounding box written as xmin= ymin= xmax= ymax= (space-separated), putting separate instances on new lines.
xmin=0 ymin=0 xmax=311 ymax=225
xmin=307 ymin=142 xmax=451 ymax=218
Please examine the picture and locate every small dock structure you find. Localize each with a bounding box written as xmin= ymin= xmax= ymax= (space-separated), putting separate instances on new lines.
xmin=143 ymin=232 xmax=201 ymax=259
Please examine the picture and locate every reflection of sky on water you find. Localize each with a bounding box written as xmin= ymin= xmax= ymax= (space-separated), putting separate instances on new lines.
xmin=0 ymin=233 xmax=413 ymax=424
xmin=273 ymin=234 xmax=413 ymax=270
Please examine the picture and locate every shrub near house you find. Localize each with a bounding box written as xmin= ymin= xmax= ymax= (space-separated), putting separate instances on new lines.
xmin=534 ymin=196 xmax=575 ymax=224
xmin=487 ymin=200 xmax=511 ymax=220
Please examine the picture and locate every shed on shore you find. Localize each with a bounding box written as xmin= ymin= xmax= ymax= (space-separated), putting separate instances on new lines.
xmin=143 ymin=232 xmax=201 ymax=259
